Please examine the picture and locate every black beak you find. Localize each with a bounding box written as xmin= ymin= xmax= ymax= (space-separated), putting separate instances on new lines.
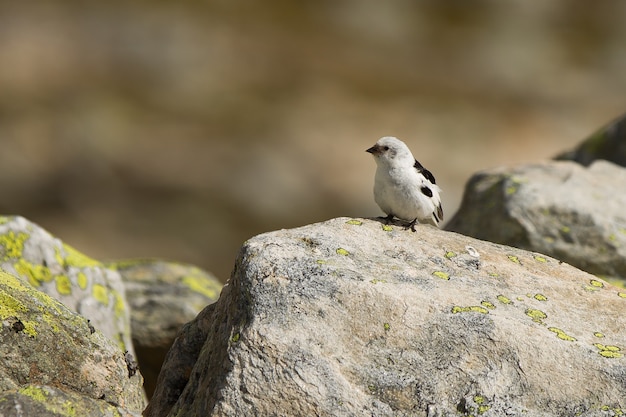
xmin=366 ymin=145 xmax=379 ymax=154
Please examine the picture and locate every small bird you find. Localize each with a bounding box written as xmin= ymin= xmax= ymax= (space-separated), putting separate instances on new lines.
xmin=366 ymin=136 xmax=443 ymax=231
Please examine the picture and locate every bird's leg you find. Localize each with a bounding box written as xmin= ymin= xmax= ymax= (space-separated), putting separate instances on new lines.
xmin=405 ymin=218 xmax=418 ymax=232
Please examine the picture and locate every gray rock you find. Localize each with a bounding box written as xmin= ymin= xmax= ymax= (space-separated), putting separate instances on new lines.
xmin=445 ymin=160 xmax=626 ymax=281
xmin=556 ymin=113 xmax=626 ymax=166
xmin=109 ymin=259 xmax=222 ymax=398
xmin=0 ymin=271 xmax=146 ymax=415
xmin=0 ymin=215 xmax=135 ymax=355
xmin=147 ymin=217 xmax=626 ymax=417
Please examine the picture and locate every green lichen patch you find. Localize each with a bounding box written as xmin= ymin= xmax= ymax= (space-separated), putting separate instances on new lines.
xmin=432 ymin=271 xmax=450 ymax=280
xmin=381 ymin=224 xmax=393 ymax=232
xmin=594 ymin=332 xmax=605 ymax=338
xmin=593 ymin=343 xmax=623 ymax=358
xmin=480 ymin=301 xmax=495 ymax=310
xmin=383 ymin=322 xmax=390 ymax=331
xmin=618 ymin=292 xmax=626 ymax=298
xmin=533 ymin=293 xmax=548 ymax=301
xmin=496 ymin=295 xmax=512 ymax=305
xmin=336 ymin=248 xmax=350 ymax=256
xmin=231 ymin=332 xmax=240 ymax=343
xmin=525 ymin=308 xmax=547 ymax=324
xmin=507 ymin=255 xmax=520 ymax=264
xmin=548 ymin=327 xmax=576 ymax=342
xmin=19 ymin=385 xmax=49 ymax=403
xmin=451 ymin=306 xmax=489 ymax=314
xmin=533 ymin=255 xmax=547 ymax=263
xmin=345 ymin=219 xmax=363 ymax=226
xmin=444 ymin=251 xmax=457 ymax=259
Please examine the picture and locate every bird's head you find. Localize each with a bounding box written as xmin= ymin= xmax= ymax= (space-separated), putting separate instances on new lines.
xmin=366 ymin=136 xmax=414 ymax=167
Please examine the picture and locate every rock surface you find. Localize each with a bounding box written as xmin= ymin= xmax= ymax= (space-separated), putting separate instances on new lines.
xmin=146 ymin=217 xmax=626 ymax=417
xmin=0 ymin=215 xmax=135 ymax=354
xmin=0 ymin=271 xmax=146 ymax=416
xmin=556 ymin=112 xmax=626 ymax=167
xmin=110 ymin=259 xmax=222 ymax=398
xmin=446 ymin=160 xmax=626 ymax=282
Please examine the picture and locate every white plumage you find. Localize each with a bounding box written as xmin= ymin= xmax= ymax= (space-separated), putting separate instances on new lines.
xmin=366 ymin=136 xmax=443 ymax=230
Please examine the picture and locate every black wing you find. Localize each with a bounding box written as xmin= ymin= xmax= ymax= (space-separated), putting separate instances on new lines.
xmin=414 ymin=159 xmax=436 ymax=185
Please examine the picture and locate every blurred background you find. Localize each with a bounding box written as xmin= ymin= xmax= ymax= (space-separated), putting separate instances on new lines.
xmin=1 ymin=1 xmax=625 ymax=281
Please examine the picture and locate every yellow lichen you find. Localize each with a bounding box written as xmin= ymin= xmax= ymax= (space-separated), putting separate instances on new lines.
xmin=533 ymin=294 xmax=548 ymax=301
xmin=19 ymin=385 xmax=48 ymax=402
xmin=76 ymin=272 xmax=88 ymax=290
xmin=112 ymin=290 xmax=126 ymax=318
xmin=507 ymin=255 xmax=520 ymax=264
xmin=533 ymin=255 xmax=547 ymax=263
xmin=618 ymin=292 xmax=626 ymax=298
xmin=444 ymin=251 xmax=457 ymax=259
xmin=383 ymin=323 xmax=390 ymax=331
xmin=0 ymin=231 xmax=29 ymax=259
xmin=61 ymin=244 xmax=101 ymax=268
xmin=593 ymin=343 xmax=624 ymax=358
xmin=92 ymin=284 xmax=109 ymax=306
xmin=525 ymin=308 xmax=547 ymax=323
xmin=594 ymin=332 xmax=605 ymax=338
xmin=589 ymin=279 xmax=604 ymax=288
xmin=496 ymin=295 xmax=512 ymax=305
xmin=548 ymin=327 xmax=576 ymax=341
xmin=55 ymin=275 xmax=72 ymax=295
xmin=480 ymin=301 xmax=495 ymax=310
xmin=182 ymin=275 xmax=222 ymax=300
xmin=451 ymin=306 xmax=489 ymax=314
xmin=336 ymin=248 xmax=350 ymax=256
xmin=345 ymin=219 xmax=362 ymax=226
xmin=432 ymin=271 xmax=450 ymax=280
xmin=381 ymin=224 xmax=393 ymax=232
xmin=13 ymin=259 xmax=53 ymax=288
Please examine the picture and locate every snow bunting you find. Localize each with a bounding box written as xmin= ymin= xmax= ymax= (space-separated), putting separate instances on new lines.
xmin=366 ymin=136 xmax=443 ymax=230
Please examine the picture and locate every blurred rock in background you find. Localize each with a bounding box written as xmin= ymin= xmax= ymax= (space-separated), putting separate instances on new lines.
xmin=1 ymin=1 xmax=625 ymax=281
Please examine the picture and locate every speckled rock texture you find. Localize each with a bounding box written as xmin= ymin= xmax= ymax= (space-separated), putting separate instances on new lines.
xmin=110 ymin=259 xmax=222 ymax=398
xmin=0 ymin=215 xmax=134 ymax=355
xmin=146 ymin=217 xmax=626 ymax=417
xmin=0 ymin=271 xmax=146 ymax=416
xmin=446 ymin=160 xmax=626 ymax=282
xmin=556 ymin=112 xmax=626 ymax=167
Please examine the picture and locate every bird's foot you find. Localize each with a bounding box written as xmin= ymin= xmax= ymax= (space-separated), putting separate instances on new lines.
xmin=404 ymin=218 xmax=418 ymax=232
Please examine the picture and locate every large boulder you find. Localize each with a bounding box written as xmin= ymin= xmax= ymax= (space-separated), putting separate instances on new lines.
xmin=146 ymin=217 xmax=626 ymax=417
xmin=110 ymin=259 xmax=222 ymax=398
xmin=445 ymin=160 xmax=626 ymax=282
xmin=0 ymin=271 xmax=146 ymax=416
xmin=0 ymin=215 xmax=135 ymax=355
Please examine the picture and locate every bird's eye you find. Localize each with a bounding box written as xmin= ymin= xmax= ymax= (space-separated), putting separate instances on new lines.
xmin=383 ymin=146 xmax=389 ymax=151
